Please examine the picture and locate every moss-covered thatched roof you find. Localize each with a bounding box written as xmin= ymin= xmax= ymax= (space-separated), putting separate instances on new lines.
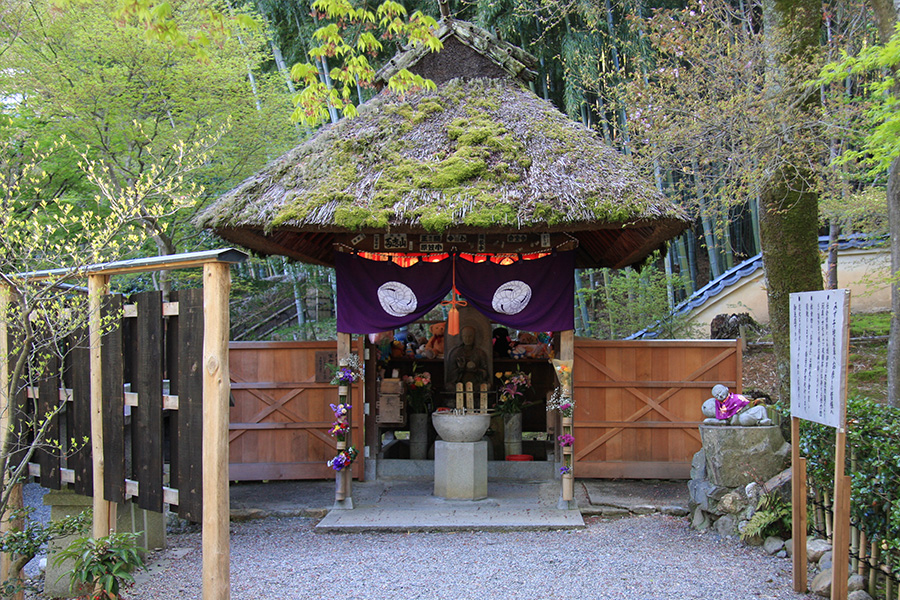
xmin=197 ymin=77 xmax=689 ymax=268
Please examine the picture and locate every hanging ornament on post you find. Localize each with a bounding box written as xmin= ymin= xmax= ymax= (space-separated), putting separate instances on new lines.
xmin=442 ymin=255 xmax=467 ymax=336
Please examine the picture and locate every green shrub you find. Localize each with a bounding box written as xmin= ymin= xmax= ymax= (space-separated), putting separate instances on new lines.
xmin=796 ymin=397 xmax=900 ymax=574
xmin=53 ymin=531 xmax=145 ymax=600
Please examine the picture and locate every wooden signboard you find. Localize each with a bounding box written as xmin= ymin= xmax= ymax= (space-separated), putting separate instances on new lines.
xmin=790 ymin=289 xmax=849 ymax=429
xmin=789 ymin=289 xmax=850 ymax=599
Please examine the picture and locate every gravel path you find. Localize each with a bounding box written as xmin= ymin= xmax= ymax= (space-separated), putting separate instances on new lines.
xmin=126 ymin=514 xmax=817 ymax=600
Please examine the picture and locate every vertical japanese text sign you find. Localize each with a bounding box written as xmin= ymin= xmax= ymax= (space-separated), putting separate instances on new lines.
xmin=789 ymin=289 xmax=850 ymax=429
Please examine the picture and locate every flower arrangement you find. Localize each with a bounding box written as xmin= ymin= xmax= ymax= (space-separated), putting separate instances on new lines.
xmin=546 ymin=388 xmax=575 ymax=418
xmin=560 ymin=465 xmax=571 ymax=475
xmin=329 ymin=403 xmax=351 ymax=441
xmin=328 ymin=446 xmax=358 ymax=471
xmin=328 ymin=354 xmax=363 ymax=386
xmin=494 ymin=368 xmax=532 ymax=415
xmin=402 ymin=365 xmax=433 ymax=414
xmin=557 ymin=433 xmax=575 ymax=447
xmin=551 ymin=358 xmax=573 ymax=393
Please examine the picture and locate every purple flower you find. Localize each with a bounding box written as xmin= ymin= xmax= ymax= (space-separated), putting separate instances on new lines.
xmin=557 ymin=433 xmax=575 ymax=447
xmin=560 ymin=466 xmax=571 ymax=475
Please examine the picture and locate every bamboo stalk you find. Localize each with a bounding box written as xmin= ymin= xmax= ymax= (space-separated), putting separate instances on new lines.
xmin=851 ymin=451 xmax=859 ymax=573
xmin=859 ymin=531 xmax=868 ymax=576
xmin=824 ymin=491 xmax=833 ymax=538
xmin=815 ymin=488 xmax=826 ymax=534
xmin=884 ymin=552 xmax=892 ymax=600
xmin=869 ymin=542 xmax=878 ymax=598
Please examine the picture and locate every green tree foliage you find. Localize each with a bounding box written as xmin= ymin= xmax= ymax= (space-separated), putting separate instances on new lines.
xmin=820 ymin=20 xmax=900 ymax=407
xmin=820 ymin=23 xmax=900 ymax=174
xmin=289 ymin=0 xmax=443 ymax=126
xmin=580 ymin=260 xmax=697 ymax=339
xmin=1 ymin=0 xmax=297 ymax=262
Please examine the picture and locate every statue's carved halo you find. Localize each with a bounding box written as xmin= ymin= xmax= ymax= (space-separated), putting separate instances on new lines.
xmin=377 ymin=281 xmax=418 ymax=317
xmin=492 ymin=280 xmax=532 ymax=315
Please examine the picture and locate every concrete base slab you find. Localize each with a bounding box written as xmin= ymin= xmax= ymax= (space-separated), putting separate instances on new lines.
xmin=333 ymin=498 xmax=354 ymax=510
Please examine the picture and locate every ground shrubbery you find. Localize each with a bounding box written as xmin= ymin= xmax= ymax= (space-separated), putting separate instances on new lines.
xmin=797 ymin=396 xmax=900 ymax=574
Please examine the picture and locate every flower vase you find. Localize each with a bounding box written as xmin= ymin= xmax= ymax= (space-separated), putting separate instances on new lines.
xmin=336 ymin=468 xmax=348 ymax=500
xmin=336 ymin=440 xmax=346 ymax=451
xmin=562 ymin=474 xmax=574 ymax=501
xmin=562 ymin=416 xmax=573 ymax=428
xmin=562 ymin=445 xmax=573 ymax=455
xmin=503 ymin=412 xmax=523 ymax=457
xmin=338 ymin=385 xmax=349 ymax=397
xmin=409 ymin=412 xmax=429 ymax=460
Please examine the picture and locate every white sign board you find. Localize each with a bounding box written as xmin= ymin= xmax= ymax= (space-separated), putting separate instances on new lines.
xmin=789 ymin=289 xmax=850 ymax=429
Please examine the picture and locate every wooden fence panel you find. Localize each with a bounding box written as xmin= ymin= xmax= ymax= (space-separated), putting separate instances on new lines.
xmin=175 ymin=288 xmax=204 ymax=521
xmin=101 ymin=295 xmax=125 ymax=503
xmin=229 ymin=341 xmax=364 ymax=481
xmin=133 ymin=291 xmax=164 ymax=513
xmin=37 ymin=353 xmax=60 ymax=490
xmin=573 ymin=339 xmax=741 ymax=479
xmin=69 ymin=327 xmax=92 ymax=496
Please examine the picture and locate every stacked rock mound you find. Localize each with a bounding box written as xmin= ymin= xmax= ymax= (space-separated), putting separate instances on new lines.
xmin=688 ymin=424 xmax=791 ymax=537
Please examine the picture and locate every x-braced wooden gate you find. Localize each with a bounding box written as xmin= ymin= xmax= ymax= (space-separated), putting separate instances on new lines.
xmin=572 ymin=339 xmax=742 ymax=479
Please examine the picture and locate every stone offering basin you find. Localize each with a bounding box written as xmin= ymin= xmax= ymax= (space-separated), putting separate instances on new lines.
xmin=432 ymin=411 xmax=491 ymax=443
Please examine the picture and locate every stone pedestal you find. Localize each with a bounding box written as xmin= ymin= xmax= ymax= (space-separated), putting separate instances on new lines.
xmin=43 ymin=489 xmax=166 ymax=598
xmin=699 ymin=425 xmax=789 ymax=488
xmin=434 ymin=440 xmax=487 ymax=500
xmin=689 ymin=425 xmax=790 ymax=537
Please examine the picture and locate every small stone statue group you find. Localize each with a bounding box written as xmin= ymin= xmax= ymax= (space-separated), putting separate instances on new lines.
xmin=702 ymin=384 xmax=773 ymax=426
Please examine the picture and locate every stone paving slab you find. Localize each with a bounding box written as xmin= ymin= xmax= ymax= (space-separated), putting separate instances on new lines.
xmin=581 ymin=479 xmax=690 ymax=517
xmin=228 ymin=478 xmax=688 ymax=531
xmin=315 ymin=481 xmax=584 ymax=532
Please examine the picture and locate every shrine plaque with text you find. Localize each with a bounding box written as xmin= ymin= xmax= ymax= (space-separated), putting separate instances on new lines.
xmin=315 ymin=351 xmax=337 ymax=383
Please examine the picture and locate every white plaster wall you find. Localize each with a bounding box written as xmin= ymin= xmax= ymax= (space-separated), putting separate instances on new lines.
xmin=687 ymin=247 xmax=890 ymax=337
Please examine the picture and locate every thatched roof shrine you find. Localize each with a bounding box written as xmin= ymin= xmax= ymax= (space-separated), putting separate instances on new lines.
xmin=197 ymin=19 xmax=690 ymax=268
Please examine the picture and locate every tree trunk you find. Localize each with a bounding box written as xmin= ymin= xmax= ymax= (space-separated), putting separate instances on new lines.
xmin=759 ymin=172 xmax=823 ymax=404
xmin=760 ymin=0 xmax=824 ymax=404
xmin=868 ymin=0 xmax=900 ymax=408
xmin=887 ymin=156 xmax=900 ymax=407
xmin=826 ymin=221 xmax=840 ymax=290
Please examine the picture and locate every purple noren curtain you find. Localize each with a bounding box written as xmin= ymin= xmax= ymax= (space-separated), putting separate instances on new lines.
xmin=334 ymin=251 xmax=575 ymax=334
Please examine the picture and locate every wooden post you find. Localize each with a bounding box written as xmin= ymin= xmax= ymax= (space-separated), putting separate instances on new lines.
xmin=335 ymin=332 xmax=353 ymax=509
xmin=791 ymin=416 xmax=808 ymax=592
xmin=831 ymin=429 xmax=850 ymax=600
xmin=202 ymin=262 xmax=231 ymax=600
xmin=0 ymin=284 xmax=24 ymax=599
xmin=88 ymin=274 xmax=115 ymax=539
xmin=559 ymin=330 xmax=575 ymax=507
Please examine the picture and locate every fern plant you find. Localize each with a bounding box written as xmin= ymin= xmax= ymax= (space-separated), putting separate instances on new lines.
xmin=740 ymin=492 xmax=792 ymax=541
